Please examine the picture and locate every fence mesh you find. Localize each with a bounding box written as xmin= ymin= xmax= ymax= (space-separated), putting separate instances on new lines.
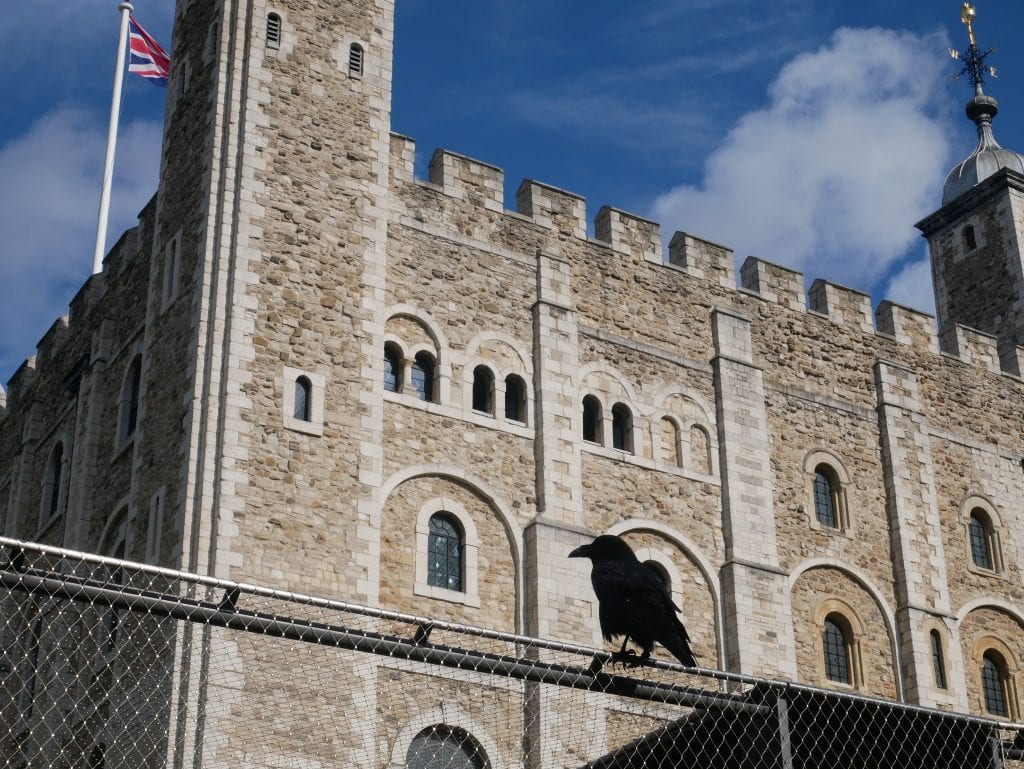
xmin=1 ymin=536 xmax=1022 ymax=769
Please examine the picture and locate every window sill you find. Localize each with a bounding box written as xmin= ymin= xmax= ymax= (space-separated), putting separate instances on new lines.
xmin=967 ymin=564 xmax=1006 ymax=581
xmin=413 ymin=582 xmax=481 ymax=609
xmin=283 ymin=415 xmax=324 ymax=436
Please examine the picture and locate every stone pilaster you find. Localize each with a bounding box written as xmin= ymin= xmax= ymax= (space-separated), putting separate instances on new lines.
xmin=874 ymin=360 xmax=966 ymax=709
xmin=712 ymin=307 xmax=797 ymax=679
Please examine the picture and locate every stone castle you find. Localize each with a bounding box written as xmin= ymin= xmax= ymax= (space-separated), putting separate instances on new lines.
xmin=3 ymin=0 xmax=1024 ymax=766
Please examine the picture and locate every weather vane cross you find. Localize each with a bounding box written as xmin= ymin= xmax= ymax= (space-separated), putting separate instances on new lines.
xmin=949 ymin=2 xmax=997 ymax=93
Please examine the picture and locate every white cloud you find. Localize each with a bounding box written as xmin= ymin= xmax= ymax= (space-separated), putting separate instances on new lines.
xmin=650 ymin=27 xmax=952 ymax=292
xmin=0 ymin=108 xmax=162 ymax=379
xmin=883 ymin=254 xmax=936 ymax=315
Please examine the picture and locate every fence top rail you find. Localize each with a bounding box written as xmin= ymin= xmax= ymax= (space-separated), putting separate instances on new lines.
xmin=4 ymin=535 xmax=1023 ymax=732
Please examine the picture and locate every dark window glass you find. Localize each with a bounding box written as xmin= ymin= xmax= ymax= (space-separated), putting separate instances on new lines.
xmin=472 ymin=366 xmax=494 ymax=414
xmin=611 ymin=404 xmax=633 ymax=453
xmin=582 ymin=396 xmax=601 ymax=443
xmin=126 ymin=358 xmax=142 ymax=437
xmin=427 ymin=514 xmax=462 ymax=591
xmin=823 ymin=617 xmax=850 ymax=684
xmin=982 ymin=653 xmax=1008 ymax=717
xmin=963 ymin=224 xmax=977 ymax=251
xmin=384 ymin=345 xmax=401 ymax=393
xmin=969 ymin=512 xmax=992 ymax=570
xmin=504 ymin=375 xmax=526 ymax=423
xmin=931 ymin=630 xmax=947 ymax=689
xmin=293 ymin=376 xmax=312 ymax=421
xmin=813 ymin=469 xmax=837 ymax=528
xmin=406 ymin=726 xmax=489 ymax=769
xmin=47 ymin=443 xmax=64 ymax=517
xmin=412 ymin=353 xmax=435 ymax=402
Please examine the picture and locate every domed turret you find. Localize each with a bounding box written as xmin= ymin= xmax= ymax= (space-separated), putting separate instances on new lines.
xmin=942 ymin=93 xmax=1024 ymax=205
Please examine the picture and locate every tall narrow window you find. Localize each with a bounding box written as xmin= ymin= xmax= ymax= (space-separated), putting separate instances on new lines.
xmin=163 ymin=236 xmax=180 ymax=306
xmin=660 ymin=418 xmax=681 ymax=466
xmin=44 ymin=442 xmax=64 ymax=521
xmin=931 ymin=630 xmax=947 ymax=690
xmin=120 ymin=355 xmax=142 ymax=443
xmin=348 ymin=43 xmax=364 ymax=77
xmin=427 ymin=514 xmax=462 ymax=592
xmin=690 ymin=424 xmax=711 ymax=474
xmin=411 ymin=352 xmax=435 ymax=402
xmin=963 ymin=224 xmax=977 ymax=251
xmin=384 ymin=344 xmax=402 ymax=393
xmin=406 ymin=726 xmax=488 ymax=769
xmin=813 ymin=468 xmax=838 ymax=529
xmin=582 ymin=395 xmax=602 ymax=444
xmin=504 ymin=374 xmax=526 ymax=423
xmin=982 ymin=652 xmax=1009 ymax=717
xmin=266 ymin=12 xmax=282 ymax=49
xmin=293 ymin=376 xmax=312 ymax=421
xmin=611 ymin=403 xmax=633 ymax=453
xmin=472 ymin=366 xmax=494 ymax=414
xmin=969 ymin=511 xmax=993 ymax=570
xmin=823 ymin=615 xmax=851 ymax=684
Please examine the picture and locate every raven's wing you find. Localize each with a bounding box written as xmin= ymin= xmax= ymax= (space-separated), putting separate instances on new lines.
xmin=616 ymin=563 xmax=697 ymax=667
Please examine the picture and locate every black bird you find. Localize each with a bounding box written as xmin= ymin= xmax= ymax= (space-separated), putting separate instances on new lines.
xmin=569 ymin=534 xmax=697 ymax=668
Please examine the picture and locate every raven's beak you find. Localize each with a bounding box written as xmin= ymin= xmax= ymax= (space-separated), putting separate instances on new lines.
xmin=568 ymin=544 xmax=590 ymax=559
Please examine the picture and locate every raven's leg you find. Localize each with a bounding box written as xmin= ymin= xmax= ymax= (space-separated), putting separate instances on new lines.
xmin=611 ymin=637 xmax=641 ymax=668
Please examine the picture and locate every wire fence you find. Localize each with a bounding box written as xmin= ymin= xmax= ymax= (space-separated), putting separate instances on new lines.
xmin=1 ymin=535 xmax=1022 ymax=769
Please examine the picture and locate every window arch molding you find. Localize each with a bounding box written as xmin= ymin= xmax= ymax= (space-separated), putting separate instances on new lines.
xmin=971 ymin=635 xmax=1020 ymax=719
xmin=383 ymin=338 xmax=406 ymax=394
xmin=414 ymin=498 xmax=481 ymax=608
xmin=385 ymin=305 xmax=451 ymax=403
xmin=812 ymin=598 xmax=866 ymax=689
xmin=39 ymin=436 xmax=70 ymax=534
xmin=282 ymin=366 xmax=325 ymax=436
xmin=959 ymin=495 xmax=1005 ymax=575
xmin=116 ymin=352 xmax=144 ymax=449
xmin=802 ymin=449 xmax=851 ymax=533
xmin=387 ymin=703 xmax=504 ymax=769
xmin=654 ymin=414 xmax=683 ymax=468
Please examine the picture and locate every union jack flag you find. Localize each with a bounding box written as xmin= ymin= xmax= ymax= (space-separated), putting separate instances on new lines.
xmin=128 ymin=17 xmax=170 ymax=87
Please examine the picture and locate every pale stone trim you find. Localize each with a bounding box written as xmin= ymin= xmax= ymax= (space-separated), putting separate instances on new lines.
xmin=463 ymin=330 xmax=533 ymax=375
xmin=576 ymin=360 xmax=639 ymax=402
xmin=413 ymin=498 xmax=480 ymax=608
xmin=971 ymin=634 xmax=1021 ymax=719
xmin=812 ymin=597 xmax=866 ymax=690
xmin=464 ymin=361 xmax=498 ymax=417
xmin=959 ymin=494 xmax=1006 ymax=577
xmin=802 ymin=448 xmax=852 ymax=533
xmin=955 ymin=598 xmax=1024 ymax=627
xmin=281 ymin=366 xmax=325 ymax=436
xmin=387 ymin=701 xmax=505 ymax=769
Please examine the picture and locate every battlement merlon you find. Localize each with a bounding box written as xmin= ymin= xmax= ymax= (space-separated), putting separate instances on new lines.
xmin=740 ymin=256 xmax=806 ymax=310
xmin=6 ymin=356 xmax=36 ymax=402
xmin=429 ymin=149 xmax=504 ymax=213
xmin=515 ymin=180 xmax=587 ymax=240
xmin=667 ymin=231 xmax=736 ymax=289
xmin=875 ymin=301 xmax=939 ymax=353
xmin=940 ymin=324 xmax=1001 ymax=374
xmin=594 ymin=206 xmax=661 ymax=265
xmin=35 ymin=316 xmax=70 ymax=369
xmin=389 ymin=132 xmax=416 ymax=183
xmin=809 ymin=279 xmax=874 ymax=335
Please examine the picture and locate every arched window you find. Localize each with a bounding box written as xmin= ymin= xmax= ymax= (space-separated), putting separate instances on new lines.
xmin=813 ymin=467 xmax=839 ymax=529
xmin=293 ymin=376 xmax=312 ymax=421
xmin=931 ymin=629 xmax=947 ymax=690
xmin=120 ymin=355 xmax=142 ymax=443
xmin=472 ymin=366 xmax=494 ymax=415
xmin=823 ymin=614 xmax=851 ymax=685
xmin=43 ymin=442 xmax=64 ymax=522
xmin=406 ymin=725 xmax=489 ymax=769
xmin=982 ymin=651 xmax=1009 ymax=717
xmin=384 ymin=343 xmax=402 ymax=393
xmin=969 ymin=510 xmax=994 ymax=570
xmin=582 ymin=395 xmax=602 ymax=444
xmin=348 ymin=43 xmax=364 ymax=77
xmin=660 ymin=418 xmax=681 ymax=467
xmin=611 ymin=403 xmax=633 ymax=453
xmin=690 ymin=424 xmax=711 ymax=474
xmin=963 ymin=224 xmax=977 ymax=251
xmin=412 ymin=352 xmax=436 ymax=402
xmin=427 ymin=514 xmax=463 ymax=592
xmin=266 ymin=12 xmax=282 ymax=48
xmin=504 ymin=374 xmax=526 ymax=423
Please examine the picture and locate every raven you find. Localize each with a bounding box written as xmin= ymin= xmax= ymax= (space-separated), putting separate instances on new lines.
xmin=569 ymin=534 xmax=697 ymax=668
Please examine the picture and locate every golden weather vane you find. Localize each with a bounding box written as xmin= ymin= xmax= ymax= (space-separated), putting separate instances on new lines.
xmin=948 ymin=2 xmax=996 ymax=92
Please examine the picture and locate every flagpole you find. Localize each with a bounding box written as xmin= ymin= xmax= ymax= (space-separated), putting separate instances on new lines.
xmin=92 ymin=1 xmax=135 ymax=275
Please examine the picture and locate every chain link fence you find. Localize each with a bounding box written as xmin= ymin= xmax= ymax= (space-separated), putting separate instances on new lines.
xmin=1 ymin=535 xmax=1022 ymax=769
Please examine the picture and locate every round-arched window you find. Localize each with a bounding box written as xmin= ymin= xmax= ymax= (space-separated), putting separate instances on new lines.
xmin=406 ymin=725 xmax=489 ymax=769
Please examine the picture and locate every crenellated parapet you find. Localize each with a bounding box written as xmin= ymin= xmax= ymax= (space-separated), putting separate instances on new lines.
xmin=429 ymin=149 xmax=504 ymax=213
xmin=515 ymin=179 xmax=587 ymax=240
xmin=808 ymin=279 xmax=874 ymax=335
xmin=740 ymin=257 xmax=805 ymax=311
xmin=875 ymin=301 xmax=939 ymax=353
xmin=667 ymin=231 xmax=735 ymax=289
xmin=593 ymin=206 xmax=661 ymax=264
xmin=34 ymin=317 xmax=70 ymax=369
xmin=939 ymin=324 xmax=1001 ymax=374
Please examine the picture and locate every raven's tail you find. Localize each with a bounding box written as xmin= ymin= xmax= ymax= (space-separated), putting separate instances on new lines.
xmin=663 ymin=635 xmax=697 ymax=668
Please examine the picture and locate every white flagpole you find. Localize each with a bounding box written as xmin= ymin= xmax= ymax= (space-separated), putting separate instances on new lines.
xmin=92 ymin=1 xmax=135 ymax=275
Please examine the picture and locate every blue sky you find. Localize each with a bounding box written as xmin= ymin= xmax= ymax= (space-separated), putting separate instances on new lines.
xmin=2 ymin=1 xmax=1024 ymax=382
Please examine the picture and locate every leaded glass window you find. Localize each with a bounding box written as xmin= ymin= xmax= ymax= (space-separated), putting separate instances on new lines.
xmin=384 ymin=345 xmax=401 ymax=393
xmin=969 ymin=512 xmax=993 ymax=570
xmin=406 ymin=726 xmax=489 ymax=769
xmin=813 ymin=469 xmax=837 ymax=528
xmin=293 ymin=377 xmax=312 ymax=421
xmin=823 ymin=616 xmax=850 ymax=684
xmin=982 ymin=652 xmax=1008 ymax=717
xmin=931 ymin=630 xmax=947 ymax=689
xmin=427 ymin=514 xmax=462 ymax=592
xmin=412 ymin=353 xmax=435 ymax=402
